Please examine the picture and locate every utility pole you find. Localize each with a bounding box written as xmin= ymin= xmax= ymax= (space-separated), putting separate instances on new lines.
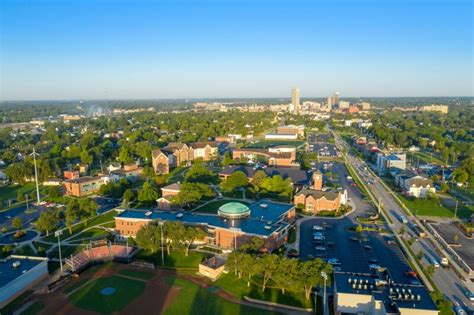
xmin=160 ymin=222 xmax=164 ymax=266
xmin=32 ymin=148 xmax=41 ymax=205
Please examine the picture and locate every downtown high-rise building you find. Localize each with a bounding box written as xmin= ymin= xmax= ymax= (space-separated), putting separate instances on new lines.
xmin=291 ymin=87 xmax=300 ymax=113
xmin=327 ymin=91 xmax=340 ymax=109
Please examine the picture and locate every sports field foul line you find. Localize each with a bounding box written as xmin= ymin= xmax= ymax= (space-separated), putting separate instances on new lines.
xmin=65 ymin=272 xmax=150 ymax=296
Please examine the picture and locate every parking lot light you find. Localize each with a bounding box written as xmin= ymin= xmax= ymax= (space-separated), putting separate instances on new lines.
xmin=321 ymin=271 xmax=328 ymax=315
xmin=55 ymin=230 xmax=63 ymax=272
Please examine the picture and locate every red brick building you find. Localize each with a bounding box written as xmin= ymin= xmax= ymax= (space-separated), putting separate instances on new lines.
xmin=232 ymin=146 xmax=298 ymax=167
xmin=294 ymin=189 xmax=342 ymax=214
xmin=63 ymin=176 xmax=103 ymax=197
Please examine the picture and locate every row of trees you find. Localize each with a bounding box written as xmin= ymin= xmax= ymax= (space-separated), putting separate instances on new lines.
xmin=135 ymin=220 xmax=206 ymax=256
xmin=220 ymin=170 xmax=293 ymax=199
xmin=227 ymin=251 xmax=332 ymax=299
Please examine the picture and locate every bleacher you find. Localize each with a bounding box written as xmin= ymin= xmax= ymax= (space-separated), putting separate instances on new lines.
xmin=65 ymin=242 xmax=134 ymax=272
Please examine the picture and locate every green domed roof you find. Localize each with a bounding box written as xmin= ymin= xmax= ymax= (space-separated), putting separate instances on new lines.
xmin=218 ymin=202 xmax=250 ymax=218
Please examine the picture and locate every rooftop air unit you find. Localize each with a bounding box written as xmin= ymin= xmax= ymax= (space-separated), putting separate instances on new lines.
xmin=260 ymin=203 xmax=268 ymax=208
xmin=145 ymin=211 xmax=152 ymax=216
xmin=12 ymin=261 xmax=21 ymax=268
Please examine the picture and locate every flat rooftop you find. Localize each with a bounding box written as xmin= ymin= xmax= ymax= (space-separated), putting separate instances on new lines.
xmin=0 ymin=256 xmax=46 ymax=288
xmin=117 ymin=199 xmax=294 ymax=237
xmin=334 ymin=272 xmax=437 ymax=312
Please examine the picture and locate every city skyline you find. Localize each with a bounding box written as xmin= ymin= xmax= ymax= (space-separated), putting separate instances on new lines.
xmin=1 ymin=0 xmax=473 ymax=100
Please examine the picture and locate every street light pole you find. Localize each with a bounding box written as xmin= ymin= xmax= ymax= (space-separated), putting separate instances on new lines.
xmin=160 ymin=222 xmax=164 ymax=266
xmin=32 ymin=148 xmax=41 ymax=205
xmin=55 ymin=230 xmax=63 ymax=272
xmin=321 ymin=271 xmax=328 ymax=315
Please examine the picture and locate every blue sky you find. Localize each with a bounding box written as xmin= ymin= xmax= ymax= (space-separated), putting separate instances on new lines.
xmin=1 ymin=0 xmax=472 ymax=100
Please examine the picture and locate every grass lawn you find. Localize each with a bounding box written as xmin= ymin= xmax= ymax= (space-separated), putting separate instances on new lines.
xmin=135 ymin=249 xmax=209 ymax=269
xmin=164 ymin=276 xmax=282 ymax=315
xmin=244 ymin=140 xmax=304 ymax=149
xmin=19 ymin=301 xmax=45 ymax=315
xmin=68 ymin=227 xmax=111 ymax=242
xmin=399 ymin=195 xmax=453 ymax=217
xmin=64 ymin=277 xmax=91 ymax=294
xmin=193 ymin=199 xmax=250 ymax=214
xmin=42 ymin=210 xmax=117 ymax=242
xmin=214 ymin=273 xmax=314 ymax=309
xmin=408 ymin=151 xmax=445 ymax=165
xmin=69 ymin=275 xmax=145 ymax=314
xmin=0 ymin=183 xmax=48 ymax=202
xmin=118 ymin=269 xmax=155 ymax=280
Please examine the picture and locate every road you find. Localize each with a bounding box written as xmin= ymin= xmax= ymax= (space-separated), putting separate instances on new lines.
xmin=331 ymin=128 xmax=474 ymax=312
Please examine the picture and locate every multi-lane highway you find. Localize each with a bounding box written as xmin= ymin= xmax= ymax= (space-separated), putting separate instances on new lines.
xmin=331 ymin=129 xmax=474 ymax=312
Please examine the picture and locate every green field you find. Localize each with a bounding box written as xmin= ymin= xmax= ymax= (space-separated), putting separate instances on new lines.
xmin=407 ymin=151 xmax=445 ymax=165
xmin=135 ymin=249 xmax=209 ymax=269
xmin=68 ymin=227 xmax=111 ymax=242
xmin=214 ymin=273 xmax=314 ymax=309
xmin=193 ymin=199 xmax=250 ymax=214
xmin=399 ymin=194 xmax=453 ymax=217
xmin=0 ymin=183 xmax=45 ymax=201
xmin=118 ymin=269 xmax=155 ymax=280
xmin=164 ymin=276 xmax=282 ymax=315
xmin=42 ymin=210 xmax=117 ymax=242
xmin=69 ymin=275 xmax=145 ymax=313
xmin=244 ymin=140 xmax=304 ymax=149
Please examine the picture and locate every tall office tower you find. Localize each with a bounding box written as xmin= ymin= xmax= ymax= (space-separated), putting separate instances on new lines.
xmin=291 ymin=87 xmax=300 ymax=113
xmin=327 ymin=91 xmax=340 ymax=110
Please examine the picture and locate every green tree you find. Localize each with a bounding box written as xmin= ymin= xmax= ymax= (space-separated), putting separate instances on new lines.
xmin=49 ymin=186 xmax=61 ymax=199
xmin=220 ymin=171 xmax=249 ymax=192
xmin=123 ymin=189 xmax=135 ymax=202
xmin=250 ymin=170 xmax=268 ymax=191
xmin=12 ymin=217 xmax=22 ymax=230
xmin=79 ymin=198 xmax=99 ymax=222
xmin=185 ymin=162 xmax=217 ymax=183
xmin=36 ymin=210 xmax=58 ymax=236
xmin=135 ymin=222 xmax=162 ymax=253
xmin=65 ymin=201 xmax=79 ymax=234
xmin=138 ymin=182 xmax=159 ymax=205
xmin=257 ymin=254 xmax=280 ymax=292
xmin=425 ymin=265 xmax=435 ymax=278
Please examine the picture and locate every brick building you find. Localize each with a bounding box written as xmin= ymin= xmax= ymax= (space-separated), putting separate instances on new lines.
xmin=152 ymin=142 xmax=219 ymax=175
xmin=157 ymin=183 xmax=181 ymax=210
xmin=63 ymin=170 xmax=79 ymax=180
xmin=232 ymin=146 xmax=298 ymax=167
xmin=115 ymin=200 xmax=296 ymax=252
xmin=63 ymin=176 xmax=103 ymax=197
xmin=294 ymin=189 xmax=343 ymax=214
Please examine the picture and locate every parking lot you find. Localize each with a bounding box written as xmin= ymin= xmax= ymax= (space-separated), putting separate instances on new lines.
xmin=310 ymin=143 xmax=339 ymax=157
xmin=299 ymin=162 xmax=418 ymax=286
xmin=431 ymin=222 xmax=474 ymax=271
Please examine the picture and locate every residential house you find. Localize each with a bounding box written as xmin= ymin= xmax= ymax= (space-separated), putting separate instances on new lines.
xmin=395 ymin=173 xmax=435 ymax=198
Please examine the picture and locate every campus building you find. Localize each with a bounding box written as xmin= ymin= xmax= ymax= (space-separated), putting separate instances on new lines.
xmin=152 ymin=142 xmax=219 ymax=175
xmin=0 ymin=256 xmax=49 ymax=308
xmin=420 ymin=104 xmax=448 ymax=114
xmin=157 ymin=183 xmax=181 ymax=210
xmin=115 ymin=200 xmax=296 ymax=252
xmin=232 ymin=146 xmax=298 ymax=167
xmin=276 ymin=124 xmax=305 ymax=138
xmin=333 ymin=272 xmax=438 ymax=315
xmin=63 ymin=176 xmax=103 ymax=197
xmin=293 ymin=189 xmax=346 ymax=214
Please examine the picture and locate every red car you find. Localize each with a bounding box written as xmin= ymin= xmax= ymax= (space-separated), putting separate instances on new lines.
xmin=404 ymin=270 xmax=417 ymax=277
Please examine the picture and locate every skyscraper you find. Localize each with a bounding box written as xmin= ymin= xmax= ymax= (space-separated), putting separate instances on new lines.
xmin=327 ymin=91 xmax=340 ymax=109
xmin=291 ymin=87 xmax=300 ymax=113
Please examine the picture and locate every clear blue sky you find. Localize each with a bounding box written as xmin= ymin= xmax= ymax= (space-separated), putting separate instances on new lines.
xmin=1 ymin=0 xmax=472 ymax=100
